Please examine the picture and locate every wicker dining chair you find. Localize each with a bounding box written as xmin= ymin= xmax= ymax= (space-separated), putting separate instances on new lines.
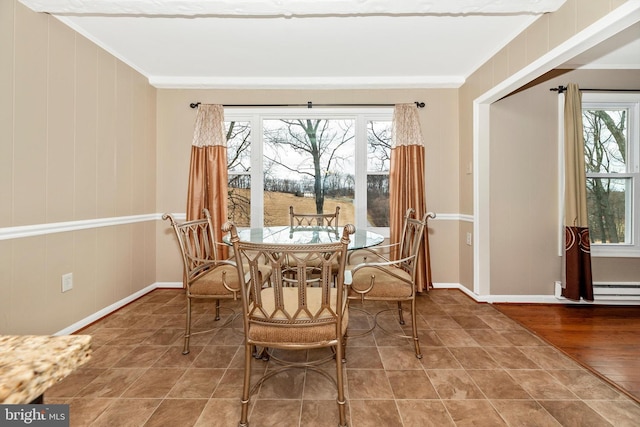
xmin=288 ymin=205 xmax=342 ymax=280
xmin=347 ymin=208 xmax=434 ymax=359
xmin=224 ymin=221 xmax=354 ymax=427
xmin=289 ymin=205 xmax=340 ymax=227
xmin=163 ymin=209 xmax=270 ymax=355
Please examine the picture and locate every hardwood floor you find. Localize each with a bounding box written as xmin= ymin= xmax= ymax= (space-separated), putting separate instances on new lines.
xmin=494 ymin=303 xmax=640 ymax=404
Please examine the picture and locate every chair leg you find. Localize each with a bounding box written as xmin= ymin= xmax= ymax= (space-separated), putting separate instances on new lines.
xmin=183 ymin=297 xmax=192 ymax=355
xmin=215 ymin=298 xmax=221 ymax=321
xmin=397 ymin=301 xmax=405 ymax=325
xmin=239 ymin=343 xmax=252 ymax=427
xmin=341 ymin=335 xmax=348 ymax=363
xmin=410 ymin=298 xmax=422 ymax=359
xmin=335 ymin=339 xmax=348 ymax=427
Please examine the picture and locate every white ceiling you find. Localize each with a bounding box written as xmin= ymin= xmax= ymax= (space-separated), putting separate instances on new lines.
xmin=17 ymin=0 xmax=638 ymax=89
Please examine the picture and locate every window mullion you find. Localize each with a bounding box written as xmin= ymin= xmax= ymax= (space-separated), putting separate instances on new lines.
xmin=251 ymin=114 xmax=263 ymax=228
xmin=354 ymin=114 xmax=368 ymax=228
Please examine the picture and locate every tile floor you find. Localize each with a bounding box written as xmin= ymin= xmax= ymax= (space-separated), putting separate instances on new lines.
xmin=46 ymin=289 xmax=640 ymax=426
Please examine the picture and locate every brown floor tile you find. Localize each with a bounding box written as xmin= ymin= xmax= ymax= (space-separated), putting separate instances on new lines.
xmin=91 ymin=398 xmax=161 ymax=427
xmin=377 ymin=346 xmax=424 ymax=370
xmin=450 ymin=315 xmax=492 ymax=329
xmin=114 ymin=345 xmax=169 ymax=368
xmin=548 ymin=369 xmax=626 ymax=400
xmin=587 ymin=399 xmax=640 ymax=427
xmin=386 ymin=370 xmax=438 ymax=399
xmin=191 ymin=345 xmax=239 ymax=369
xmin=539 ymin=400 xmax=615 ymax=427
xmin=152 ymin=345 xmax=204 ymax=368
xmin=483 ymin=346 xmax=540 ymax=369
xmin=443 ymin=400 xmax=508 ymax=426
xmin=420 ymin=347 xmax=462 ymax=369
xmin=166 ymin=368 xmax=225 ymax=398
xmin=519 ymin=346 xmax=583 ymax=370
xmin=491 ymin=399 xmax=562 ymax=427
xmin=66 ymin=397 xmax=114 ymax=427
xmin=59 ymin=289 xmax=640 ymax=427
xmin=348 ymin=400 xmax=403 ymax=427
xmin=426 ymin=370 xmax=484 ymax=400
xmin=75 ymin=368 xmax=145 ymax=398
xmin=143 ymin=398 xmax=208 ymax=427
xmin=464 ymin=329 xmax=513 ymax=347
xmin=122 ymin=368 xmax=186 ymax=398
xmin=257 ymin=368 xmax=306 ymax=399
xmin=46 ymin=368 xmax=105 ymax=398
xmin=194 ymin=398 xmax=244 ymax=427
xmin=347 ymin=369 xmax=394 ymax=399
xmin=345 ymin=346 xmax=384 ymax=369
xmin=396 ymin=400 xmax=455 ymax=427
xmin=448 ymin=347 xmax=500 ymax=369
xmin=303 ymin=369 xmax=343 ymax=400
xmin=506 ymin=370 xmax=578 ymax=400
xmin=300 ymin=399 xmax=348 ymax=427
xmin=248 ymin=399 xmax=302 ymax=426
xmin=434 ymin=329 xmax=479 ymax=347
xmin=466 ymin=369 xmax=531 ymax=399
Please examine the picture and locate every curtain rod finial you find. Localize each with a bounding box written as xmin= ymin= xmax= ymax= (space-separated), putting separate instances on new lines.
xmin=190 ymin=102 xmax=201 ymax=109
xmin=415 ymin=102 xmax=425 ymax=108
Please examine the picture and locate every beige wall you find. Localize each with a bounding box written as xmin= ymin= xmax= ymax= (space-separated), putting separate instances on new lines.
xmin=1 ymin=0 xmax=635 ymax=335
xmin=155 ymin=89 xmax=461 ymax=285
xmin=0 ymin=1 xmax=157 ymax=334
xmin=458 ymin=0 xmax=634 ymax=293
xmin=490 ymin=69 xmax=639 ymax=296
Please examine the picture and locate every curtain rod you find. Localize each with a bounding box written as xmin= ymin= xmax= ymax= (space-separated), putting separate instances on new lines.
xmin=189 ymin=101 xmax=425 ymax=109
xmin=550 ymin=85 xmax=640 ymax=94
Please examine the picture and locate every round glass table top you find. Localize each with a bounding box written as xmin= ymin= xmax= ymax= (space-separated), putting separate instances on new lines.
xmin=224 ymin=226 xmax=384 ymax=250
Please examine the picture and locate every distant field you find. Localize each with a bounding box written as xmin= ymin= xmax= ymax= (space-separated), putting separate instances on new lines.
xmin=230 ymin=188 xmax=355 ymax=226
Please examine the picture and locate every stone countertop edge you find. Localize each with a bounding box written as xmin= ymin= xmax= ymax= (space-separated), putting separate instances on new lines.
xmin=0 ymin=334 xmax=92 ymax=404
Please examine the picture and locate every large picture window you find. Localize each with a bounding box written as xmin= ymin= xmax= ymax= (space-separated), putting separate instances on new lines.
xmin=224 ymin=108 xmax=393 ymax=234
xmin=582 ymin=93 xmax=640 ymax=257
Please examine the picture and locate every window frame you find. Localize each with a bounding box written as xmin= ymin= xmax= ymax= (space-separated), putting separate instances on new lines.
xmin=567 ymin=92 xmax=640 ymax=257
xmin=224 ymin=107 xmax=394 ymax=236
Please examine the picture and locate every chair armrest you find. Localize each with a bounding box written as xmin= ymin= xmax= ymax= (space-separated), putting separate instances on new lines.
xmin=349 ymin=254 xmax=415 ymax=274
xmin=347 ymin=242 xmax=399 ymax=264
xmin=188 ymin=257 xmax=237 ymax=278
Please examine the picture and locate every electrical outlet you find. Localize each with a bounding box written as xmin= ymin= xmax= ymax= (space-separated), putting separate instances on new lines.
xmin=61 ymin=273 xmax=73 ymax=292
xmin=466 ymin=232 xmax=472 ymax=246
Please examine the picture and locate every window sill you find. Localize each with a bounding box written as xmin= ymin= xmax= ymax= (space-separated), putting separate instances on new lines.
xmin=591 ymin=245 xmax=640 ymax=258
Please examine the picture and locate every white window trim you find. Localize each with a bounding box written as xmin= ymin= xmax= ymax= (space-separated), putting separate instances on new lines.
xmin=559 ymin=93 xmax=640 ymax=258
xmin=225 ymin=107 xmax=393 ymax=236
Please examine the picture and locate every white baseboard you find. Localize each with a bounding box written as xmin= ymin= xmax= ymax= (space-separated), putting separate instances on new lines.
xmin=59 ymin=279 xmax=640 ymax=336
xmin=432 ymin=283 xmax=578 ymax=304
xmin=155 ymin=282 xmax=183 ymax=289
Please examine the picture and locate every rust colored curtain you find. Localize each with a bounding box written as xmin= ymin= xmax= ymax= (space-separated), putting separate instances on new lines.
xmin=562 ymin=84 xmax=593 ymax=301
xmin=389 ymin=104 xmax=432 ymax=292
xmin=187 ymin=104 xmax=229 ymax=260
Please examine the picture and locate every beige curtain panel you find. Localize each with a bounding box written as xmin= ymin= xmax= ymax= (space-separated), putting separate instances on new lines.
xmin=562 ymin=83 xmax=593 ymax=301
xmin=187 ymin=104 xmax=229 ymax=260
xmin=389 ymin=104 xmax=432 ymax=292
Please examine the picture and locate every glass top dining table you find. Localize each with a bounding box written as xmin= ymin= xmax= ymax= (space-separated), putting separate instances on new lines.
xmin=223 ymin=225 xmax=384 ymax=250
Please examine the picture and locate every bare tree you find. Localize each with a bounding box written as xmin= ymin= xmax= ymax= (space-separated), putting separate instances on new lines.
xmin=367 ymin=121 xmax=392 ymax=171
xmin=226 ymin=121 xmax=251 ymax=226
xmin=264 ymin=119 xmax=354 ymax=214
xmin=583 ymin=109 xmax=627 ymax=243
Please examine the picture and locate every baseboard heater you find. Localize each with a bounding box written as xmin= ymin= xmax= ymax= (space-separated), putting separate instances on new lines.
xmin=555 ymin=281 xmax=640 ymax=304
